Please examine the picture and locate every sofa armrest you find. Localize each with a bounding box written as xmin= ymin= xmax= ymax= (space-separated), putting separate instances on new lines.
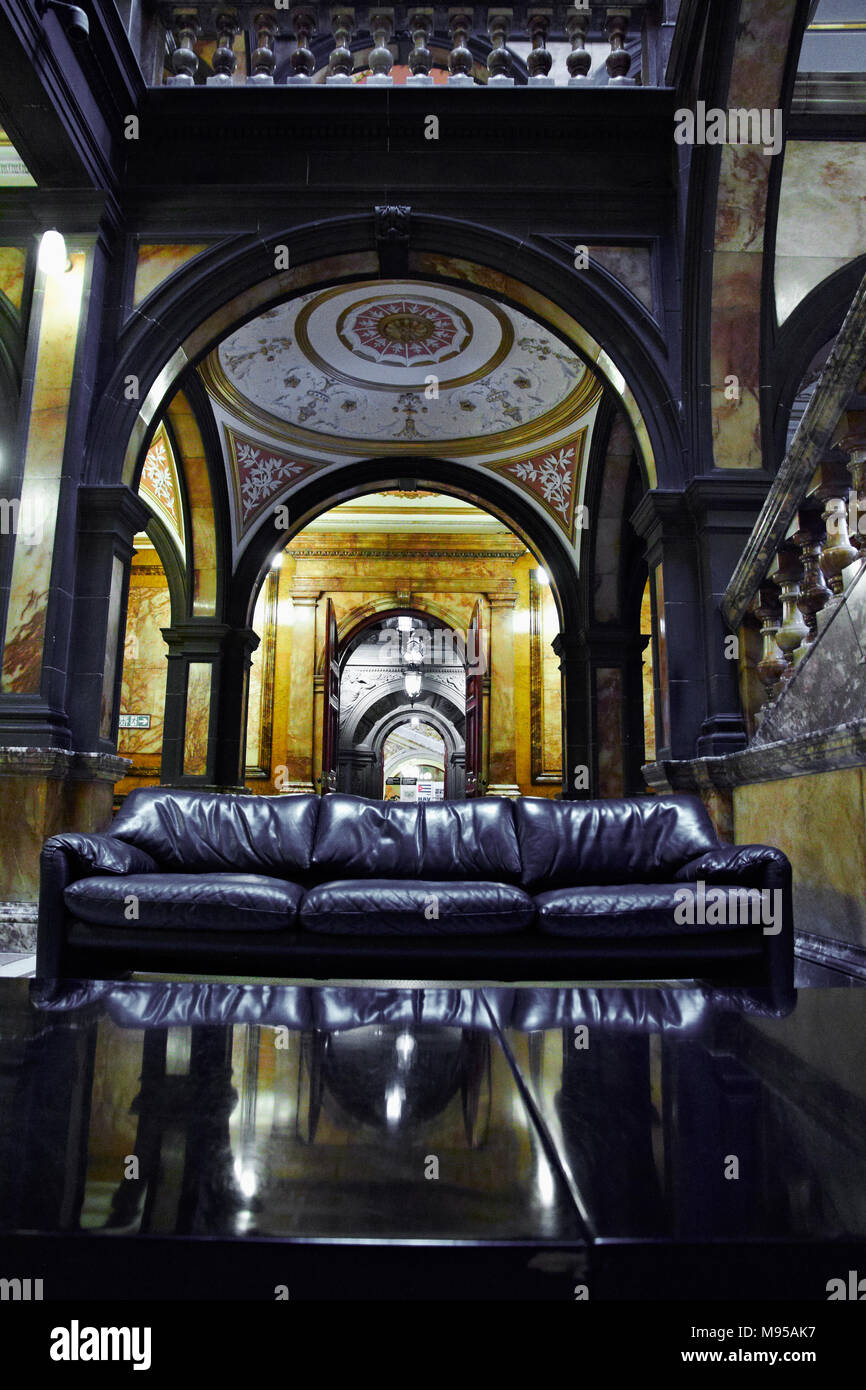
xmin=674 ymin=843 xmax=790 ymax=885
xmin=43 ymin=833 xmax=159 ymax=879
xmin=675 ymin=842 xmax=793 ymax=1003
xmin=36 ymin=835 xmax=158 ymax=979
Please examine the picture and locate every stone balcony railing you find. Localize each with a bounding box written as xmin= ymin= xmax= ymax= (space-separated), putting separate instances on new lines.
xmin=145 ymin=2 xmax=664 ymax=88
xmin=723 ymin=270 xmax=866 ymax=737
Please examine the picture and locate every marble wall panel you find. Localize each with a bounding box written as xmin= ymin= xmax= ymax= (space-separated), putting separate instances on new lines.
xmin=133 ymin=244 xmax=209 ymax=308
xmin=775 ymin=141 xmax=866 ymax=325
xmin=734 ymin=767 xmax=866 ymax=950
xmin=596 ymin=667 xmax=624 ymax=797
xmin=118 ymin=580 xmax=171 ymax=759
xmin=709 ymin=0 xmax=797 ymax=471
xmin=184 ymin=663 xmax=212 ymax=776
xmin=0 ymin=246 xmax=27 ymax=312
xmin=166 ymin=392 xmax=217 ymax=616
xmin=587 ymin=246 xmax=654 ymax=313
xmin=1 ymin=255 xmax=85 ymax=693
xmin=641 ymin=580 xmax=656 ymax=764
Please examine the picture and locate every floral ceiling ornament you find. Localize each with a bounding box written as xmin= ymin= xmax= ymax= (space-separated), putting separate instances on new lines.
xmin=138 ymin=425 xmax=185 ymax=557
xmin=491 ymin=430 xmax=589 ymax=543
xmin=226 ymin=428 xmax=318 ymax=534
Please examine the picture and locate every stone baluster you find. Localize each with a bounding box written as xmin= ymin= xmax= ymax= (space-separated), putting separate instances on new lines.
xmin=487 ymin=13 xmax=514 ymax=87
xmin=605 ymin=8 xmax=635 ymax=85
xmin=327 ymin=9 xmax=355 ymax=84
xmin=840 ymin=412 xmax=866 ymax=553
xmin=753 ymin=588 xmax=787 ymax=712
xmin=792 ymin=519 xmax=830 ymax=659
xmin=770 ymin=553 xmax=809 ymax=683
xmin=367 ymin=9 xmax=394 ymax=84
xmin=821 ymin=495 xmax=859 ymax=596
xmin=447 ymin=10 xmax=475 ymax=86
xmin=287 ymin=6 xmax=316 ymax=83
xmin=206 ymin=10 xmax=239 ymax=85
xmin=248 ymin=12 xmax=278 ymax=83
xmin=167 ymin=10 xmax=200 ymax=86
xmin=406 ymin=10 xmax=433 ymax=85
xmin=566 ymin=6 xmax=592 ymax=84
xmin=527 ymin=12 xmax=554 ymax=86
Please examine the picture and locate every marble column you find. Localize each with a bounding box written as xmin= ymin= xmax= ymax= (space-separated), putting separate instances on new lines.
xmin=282 ymin=590 xmax=319 ymax=794
xmin=486 ymin=594 xmax=520 ymax=798
xmin=159 ymin=622 xmax=258 ymax=788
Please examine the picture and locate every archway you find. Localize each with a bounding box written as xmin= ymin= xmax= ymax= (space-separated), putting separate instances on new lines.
xmin=103 ymin=230 xmax=672 ymax=798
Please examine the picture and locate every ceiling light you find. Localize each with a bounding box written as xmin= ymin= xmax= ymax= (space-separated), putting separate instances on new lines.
xmin=404 ymin=670 xmax=422 ymax=699
xmin=410 ymin=716 xmax=419 ymax=727
xmin=397 ymin=615 xmax=413 ymax=632
xmin=38 ymin=229 xmax=69 ymax=276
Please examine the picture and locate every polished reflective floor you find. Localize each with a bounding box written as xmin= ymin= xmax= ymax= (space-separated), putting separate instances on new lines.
xmin=1 ymin=979 xmax=865 ymax=1298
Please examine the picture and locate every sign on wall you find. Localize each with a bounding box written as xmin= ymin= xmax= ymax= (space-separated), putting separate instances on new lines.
xmin=119 ymin=714 xmax=152 ymax=729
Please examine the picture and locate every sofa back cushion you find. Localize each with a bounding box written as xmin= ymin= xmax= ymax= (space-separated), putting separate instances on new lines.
xmin=311 ymin=794 xmax=523 ymax=881
xmin=515 ymin=795 xmax=718 ymax=890
xmin=110 ymin=788 xmax=320 ymax=876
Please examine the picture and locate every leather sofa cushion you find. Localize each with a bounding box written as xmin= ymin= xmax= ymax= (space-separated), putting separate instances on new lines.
xmin=535 ymin=884 xmax=748 ymax=937
xmin=109 ymin=788 xmax=319 ymax=875
xmin=311 ymin=987 xmax=514 ymax=1032
xmin=310 ymin=794 xmax=523 ymax=881
xmin=510 ymin=987 xmax=711 ymax=1033
xmin=64 ymin=873 xmax=303 ymax=932
xmin=101 ymin=982 xmax=314 ymax=1030
xmin=516 ymin=795 xmax=719 ymax=890
xmin=300 ymin=879 xmax=534 ymax=934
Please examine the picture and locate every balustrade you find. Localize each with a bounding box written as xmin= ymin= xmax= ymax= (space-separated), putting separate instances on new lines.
xmin=154 ymin=3 xmax=660 ymax=87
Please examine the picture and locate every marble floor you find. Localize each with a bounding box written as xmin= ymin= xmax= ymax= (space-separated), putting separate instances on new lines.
xmin=1 ymin=977 xmax=865 ymax=1300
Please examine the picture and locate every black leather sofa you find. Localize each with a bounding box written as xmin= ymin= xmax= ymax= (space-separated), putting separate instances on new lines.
xmin=36 ymin=788 xmax=793 ymax=993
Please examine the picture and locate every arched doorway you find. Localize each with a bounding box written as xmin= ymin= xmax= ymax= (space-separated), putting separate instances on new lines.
xmin=337 ymin=610 xmax=466 ymax=799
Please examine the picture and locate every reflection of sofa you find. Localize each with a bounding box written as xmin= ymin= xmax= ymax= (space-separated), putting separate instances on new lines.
xmin=31 ymin=981 xmax=794 ymax=1030
xmin=37 ymin=788 xmax=793 ymax=992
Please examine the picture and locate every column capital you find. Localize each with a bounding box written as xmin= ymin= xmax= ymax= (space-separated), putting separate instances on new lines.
xmin=290 ymin=585 xmax=321 ymax=605
xmin=78 ymin=485 xmax=152 ymax=548
xmin=486 ymin=592 xmax=518 ymax=609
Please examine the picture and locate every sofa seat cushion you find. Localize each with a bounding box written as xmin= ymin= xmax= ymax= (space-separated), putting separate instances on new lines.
xmin=64 ymin=873 xmax=303 ymax=932
xmin=300 ymin=879 xmax=535 ymax=935
xmin=534 ymin=884 xmax=752 ymax=938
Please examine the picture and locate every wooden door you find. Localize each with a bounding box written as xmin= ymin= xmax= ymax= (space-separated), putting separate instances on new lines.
xmin=464 ymin=600 xmax=483 ymax=798
xmin=321 ymin=598 xmax=340 ymax=793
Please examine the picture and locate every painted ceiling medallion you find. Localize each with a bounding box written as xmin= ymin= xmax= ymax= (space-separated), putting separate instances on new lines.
xmin=203 ymin=279 xmax=601 ymax=455
xmin=338 ymin=296 xmax=470 ymax=367
xmin=139 ymin=425 xmax=185 ymax=557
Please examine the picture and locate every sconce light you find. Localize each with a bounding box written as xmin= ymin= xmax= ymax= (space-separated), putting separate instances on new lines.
xmin=38 ymin=229 xmax=70 ymax=276
xmin=403 ymin=670 xmax=422 ymax=699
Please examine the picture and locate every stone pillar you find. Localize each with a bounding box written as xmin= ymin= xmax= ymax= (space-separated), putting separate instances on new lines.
xmin=630 ymin=491 xmax=705 ymax=761
xmin=67 ymin=486 xmax=152 ymax=754
xmin=552 ymin=630 xmax=592 ymax=800
xmin=486 ymin=593 xmax=520 ymax=797
xmin=282 ymin=590 xmax=319 ymax=793
xmin=686 ymin=477 xmax=771 ymax=756
xmin=160 ymin=622 xmax=259 ymax=789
